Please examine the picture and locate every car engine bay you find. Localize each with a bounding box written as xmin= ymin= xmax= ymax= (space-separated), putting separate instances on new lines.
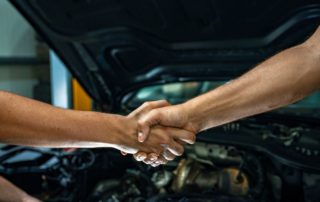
xmin=2 ymin=1 xmax=320 ymax=202
xmin=0 ymin=117 xmax=319 ymax=202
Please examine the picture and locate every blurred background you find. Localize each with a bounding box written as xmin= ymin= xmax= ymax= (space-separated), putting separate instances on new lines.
xmin=0 ymin=0 xmax=92 ymax=111
xmin=0 ymin=1 xmax=50 ymax=102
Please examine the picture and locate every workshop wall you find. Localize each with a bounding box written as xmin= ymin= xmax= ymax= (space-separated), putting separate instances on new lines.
xmin=0 ymin=1 xmax=36 ymax=57
xmin=0 ymin=1 xmax=49 ymax=99
xmin=0 ymin=66 xmax=38 ymax=97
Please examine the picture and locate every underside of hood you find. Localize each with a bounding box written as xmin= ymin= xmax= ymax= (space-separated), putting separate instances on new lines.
xmin=10 ymin=0 xmax=320 ymax=110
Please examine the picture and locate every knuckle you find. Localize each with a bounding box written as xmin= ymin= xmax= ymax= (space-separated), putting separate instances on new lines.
xmin=141 ymin=102 xmax=148 ymax=108
xmin=160 ymin=100 xmax=169 ymax=105
xmin=143 ymin=160 xmax=150 ymax=164
xmin=188 ymin=133 xmax=196 ymax=144
xmin=145 ymin=101 xmax=153 ymax=108
xmin=133 ymin=153 xmax=139 ymax=159
xmin=142 ymin=102 xmax=151 ymax=109
xmin=137 ymin=119 xmax=144 ymax=126
xmin=138 ymin=118 xmax=150 ymax=127
xmin=177 ymin=147 xmax=184 ymax=156
xmin=148 ymin=154 xmax=158 ymax=162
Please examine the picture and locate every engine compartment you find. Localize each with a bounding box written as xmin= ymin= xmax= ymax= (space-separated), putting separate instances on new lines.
xmin=1 ymin=118 xmax=320 ymax=202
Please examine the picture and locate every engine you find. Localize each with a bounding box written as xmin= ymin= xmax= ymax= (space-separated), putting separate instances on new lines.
xmin=1 ymin=119 xmax=320 ymax=202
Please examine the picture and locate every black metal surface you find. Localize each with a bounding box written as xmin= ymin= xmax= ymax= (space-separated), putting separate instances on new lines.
xmin=0 ymin=57 xmax=48 ymax=66
xmin=197 ymin=114 xmax=320 ymax=172
xmin=9 ymin=0 xmax=320 ymax=110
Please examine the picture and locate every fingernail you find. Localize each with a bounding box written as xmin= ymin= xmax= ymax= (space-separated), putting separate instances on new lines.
xmin=160 ymin=144 xmax=169 ymax=149
xmin=136 ymin=155 xmax=142 ymax=161
xmin=138 ymin=132 xmax=144 ymax=142
xmin=155 ymin=160 xmax=160 ymax=164
xmin=150 ymin=157 xmax=157 ymax=161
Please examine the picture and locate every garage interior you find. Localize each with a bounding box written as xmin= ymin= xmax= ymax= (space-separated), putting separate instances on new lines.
xmin=0 ymin=1 xmax=320 ymax=202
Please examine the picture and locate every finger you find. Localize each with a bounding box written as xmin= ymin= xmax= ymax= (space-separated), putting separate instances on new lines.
xmin=157 ymin=156 xmax=168 ymax=165
xmin=170 ymin=128 xmax=196 ymax=145
xmin=133 ymin=152 xmax=147 ymax=161
xmin=159 ymin=158 xmax=168 ymax=165
xmin=143 ymin=153 xmax=159 ymax=164
xmin=138 ymin=131 xmax=145 ymax=143
xmin=128 ymin=100 xmax=170 ymax=118
xmin=167 ymin=140 xmax=184 ymax=156
xmin=177 ymin=139 xmax=187 ymax=145
xmin=162 ymin=149 xmax=176 ymax=161
xmin=138 ymin=109 xmax=163 ymax=142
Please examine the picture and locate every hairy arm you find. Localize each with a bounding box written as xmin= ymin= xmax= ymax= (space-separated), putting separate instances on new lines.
xmin=0 ymin=91 xmax=127 ymax=148
xmin=0 ymin=91 xmax=194 ymax=156
xmin=0 ymin=176 xmax=41 ymax=202
xmin=136 ymin=26 xmax=320 ymax=166
xmin=138 ymin=26 xmax=320 ymax=140
xmin=185 ymin=27 xmax=320 ymax=132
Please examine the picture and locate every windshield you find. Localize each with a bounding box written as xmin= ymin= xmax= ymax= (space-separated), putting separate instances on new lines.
xmin=124 ymin=81 xmax=320 ymax=118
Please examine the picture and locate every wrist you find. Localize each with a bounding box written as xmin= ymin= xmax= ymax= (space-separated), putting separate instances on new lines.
xmin=107 ymin=115 xmax=141 ymax=153
xmin=80 ymin=112 xmax=133 ymax=149
xmin=181 ymin=90 xmax=225 ymax=133
xmin=179 ymin=102 xmax=202 ymax=133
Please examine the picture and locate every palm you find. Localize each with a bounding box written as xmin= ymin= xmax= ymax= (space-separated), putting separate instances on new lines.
xmin=126 ymin=101 xmax=196 ymax=167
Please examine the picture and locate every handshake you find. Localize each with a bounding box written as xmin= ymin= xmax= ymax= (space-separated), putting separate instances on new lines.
xmin=118 ymin=100 xmax=199 ymax=167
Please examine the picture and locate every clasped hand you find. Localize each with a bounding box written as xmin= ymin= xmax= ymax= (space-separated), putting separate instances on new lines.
xmin=124 ymin=100 xmax=198 ymax=167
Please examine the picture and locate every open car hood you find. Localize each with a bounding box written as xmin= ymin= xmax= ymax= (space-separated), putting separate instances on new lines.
xmin=10 ymin=0 xmax=320 ymax=110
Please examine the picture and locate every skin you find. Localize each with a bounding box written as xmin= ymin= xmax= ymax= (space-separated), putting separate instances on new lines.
xmin=127 ymin=101 xmax=195 ymax=164
xmin=0 ymin=176 xmax=41 ymax=202
xmin=1 ymin=25 xmax=319 ymax=200
xmin=0 ymin=95 xmax=195 ymax=201
xmin=0 ymin=91 xmax=195 ymax=155
xmin=136 ymin=26 xmax=320 ymax=166
xmin=0 ymin=92 xmax=196 ymax=201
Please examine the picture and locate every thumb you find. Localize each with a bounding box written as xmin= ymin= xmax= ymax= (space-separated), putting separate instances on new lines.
xmin=138 ymin=109 xmax=161 ymax=142
xmin=138 ymin=122 xmax=150 ymax=143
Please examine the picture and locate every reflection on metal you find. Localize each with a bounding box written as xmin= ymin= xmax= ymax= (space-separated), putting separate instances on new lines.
xmin=172 ymin=158 xmax=249 ymax=196
xmin=50 ymin=51 xmax=71 ymax=108
xmin=151 ymin=170 xmax=173 ymax=189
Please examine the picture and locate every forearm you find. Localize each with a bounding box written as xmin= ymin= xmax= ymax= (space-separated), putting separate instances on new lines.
xmin=0 ymin=176 xmax=40 ymax=202
xmin=0 ymin=91 xmax=127 ymax=148
xmin=184 ymin=29 xmax=320 ymax=132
